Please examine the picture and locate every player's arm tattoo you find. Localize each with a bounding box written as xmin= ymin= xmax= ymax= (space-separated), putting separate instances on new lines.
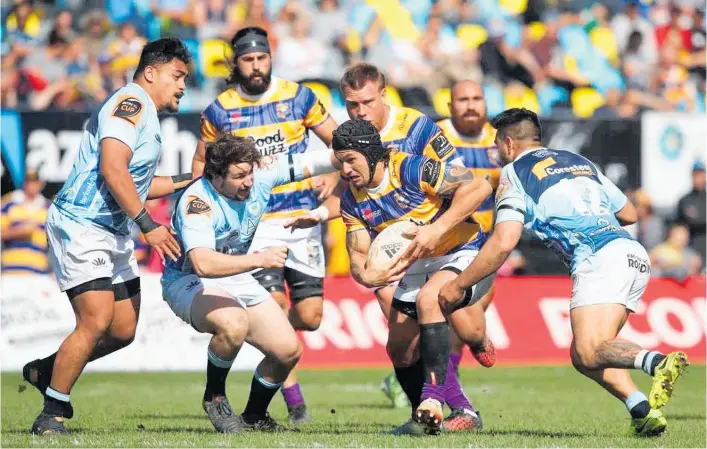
xmin=437 ymin=165 xmax=476 ymax=197
xmin=589 ymin=340 xmax=643 ymax=369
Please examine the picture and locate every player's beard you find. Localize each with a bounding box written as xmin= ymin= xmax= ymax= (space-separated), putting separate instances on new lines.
xmin=236 ymin=67 xmax=272 ymax=95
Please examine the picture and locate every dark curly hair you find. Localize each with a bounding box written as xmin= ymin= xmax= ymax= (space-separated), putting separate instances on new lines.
xmin=203 ymin=134 xmax=262 ymax=180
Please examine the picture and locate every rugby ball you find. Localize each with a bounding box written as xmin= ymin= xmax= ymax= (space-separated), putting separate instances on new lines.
xmin=366 ymin=221 xmax=416 ymax=269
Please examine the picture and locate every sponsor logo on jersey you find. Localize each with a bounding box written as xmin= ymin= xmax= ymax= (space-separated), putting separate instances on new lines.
xmin=532 ymin=157 xmax=593 ymax=180
xmin=431 ymin=133 xmax=455 ymax=159
xmin=112 ymin=97 xmax=143 ymax=126
xmin=362 ymin=208 xmax=381 ymax=223
xmin=421 ymin=159 xmax=441 ymax=186
xmin=627 ymin=253 xmax=651 ymax=273
xmin=248 ymin=130 xmax=287 ymax=156
xmin=228 ymin=110 xmax=249 ymax=124
xmin=393 ymin=192 xmax=411 ymax=210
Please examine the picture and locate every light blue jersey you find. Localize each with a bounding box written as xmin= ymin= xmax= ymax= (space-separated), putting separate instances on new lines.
xmin=53 ymin=83 xmax=161 ymax=236
xmin=495 ymin=148 xmax=632 ymax=271
xmin=162 ymin=153 xmax=308 ymax=285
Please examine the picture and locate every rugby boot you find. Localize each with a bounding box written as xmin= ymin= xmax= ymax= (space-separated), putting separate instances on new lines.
xmin=649 ymin=351 xmax=689 ymax=410
xmin=413 ymin=398 xmax=444 ymax=435
xmin=22 ymin=359 xmax=51 ymax=395
xmin=203 ymin=395 xmax=244 ymax=433
xmin=30 ymin=413 xmax=70 ymax=436
xmin=470 ymin=337 xmax=496 ymax=368
xmin=391 ymin=418 xmax=426 ymax=436
xmin=287 ymin=404 xmax=312 ymax=424
xmin=628 ymin=408 xmax=667 ymax=437
xmin=241 ymin=412 xmax=288 ymax=432
xmin=380 ymin=373 xmax=409 ymax=408
xmin=442 ymin=408 xmax=483 ymax=432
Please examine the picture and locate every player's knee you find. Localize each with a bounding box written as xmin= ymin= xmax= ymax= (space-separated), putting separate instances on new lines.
xmin=416 ymin=285 xmax=441 ymax=318
xmin=107 ymin=324 xmax=137 ymax=349
xmin=386 ymin=337 xmax=415 ymax=366
xmin=78 ymin=312 xmax=113 ymax=340
xmin=572 ymin=341 xmax=599 ymax=370
xmin=212 ymin=312 xmax=249 ymax=348
xmin=292 ymin=306 xmax=322 ymax=331
xmin=277 ymin=339 xmax=302 ymax=369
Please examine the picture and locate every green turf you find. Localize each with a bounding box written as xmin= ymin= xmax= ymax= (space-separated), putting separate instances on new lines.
xmin=2 ymin=365 xmax=704 ymax=447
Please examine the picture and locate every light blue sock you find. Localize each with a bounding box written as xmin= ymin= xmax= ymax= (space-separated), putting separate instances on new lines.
xmin=45 ymin=387 xmax=70 ymax=403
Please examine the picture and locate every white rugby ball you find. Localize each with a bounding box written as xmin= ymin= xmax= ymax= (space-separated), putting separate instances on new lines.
xmin=366 ymin=221 xmax=416 ymax=269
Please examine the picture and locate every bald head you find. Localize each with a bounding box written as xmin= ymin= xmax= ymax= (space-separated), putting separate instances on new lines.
xmin=449 ymin=80 xmax=487 ymax=137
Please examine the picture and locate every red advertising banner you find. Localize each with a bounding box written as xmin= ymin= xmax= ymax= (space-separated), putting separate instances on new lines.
xmin=298 ymin=276 xmax=706 ymax=367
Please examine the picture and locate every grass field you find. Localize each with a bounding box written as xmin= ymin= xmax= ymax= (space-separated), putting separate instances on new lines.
xmin=2 ymin=365 xmax=705 ymax=447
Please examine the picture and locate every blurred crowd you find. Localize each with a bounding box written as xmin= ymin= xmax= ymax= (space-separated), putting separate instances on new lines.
xmin=2 ymin=0 xmax=706 ymax=117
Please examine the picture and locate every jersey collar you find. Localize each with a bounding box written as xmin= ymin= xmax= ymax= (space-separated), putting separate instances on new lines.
xmin=378 ymin=105 xmax=397 ymax=137
xmin=365 ymin=167 xmax=390 ymax=195
xmin=515 ymin=147 xmax=546 ymax=162
xmin=128 ymin=82 xmax=157 ymax=115
xmin=236 ymin=76 xmax=279 ymax=102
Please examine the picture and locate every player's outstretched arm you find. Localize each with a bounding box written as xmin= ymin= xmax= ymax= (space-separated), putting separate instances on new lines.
xmin=189 ymin=246 xmax=287 ymax=278
xmin=283 ymin=179 xmax=346 ymax=230
xmin=100 ymin=138 xmax=181 ymax=261
xmin=147 ymin=174 xmax=193 ymax=199
xmin=439 ymin=220 xmax=523 ymax=313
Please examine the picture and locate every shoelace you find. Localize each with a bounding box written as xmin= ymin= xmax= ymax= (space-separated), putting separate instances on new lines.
xmin=213 ymin=398 xmax=233 ymax=417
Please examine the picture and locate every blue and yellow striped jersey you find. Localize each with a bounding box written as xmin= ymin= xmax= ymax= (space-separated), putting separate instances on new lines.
xmin=381 ymin=106 xmax=461 ymax=163
xmin=1 ymin=191 xmax=50 ymax=274
xmin=341 ymin=152 xmax=484 ymax=258
xmin=200 ymin=76 xmax=330 ymax=219
xmin=437 ymin=120 xmax=501 ymax=232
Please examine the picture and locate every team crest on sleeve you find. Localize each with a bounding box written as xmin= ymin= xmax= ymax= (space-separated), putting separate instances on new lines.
xmin=111 ymin=96 xmax=143 ymax=126
xmin=487 ymin=148 xmax=501 ymax=166
xmin=186 ymin=195 xmax=212 ymax=217
xmin=496 ymin=177 xmax=510 ymax=201
xmin=276 ymin=102 xmax=290 ymax=120
xmin=431 ymin=133 xmax=454 ymax=159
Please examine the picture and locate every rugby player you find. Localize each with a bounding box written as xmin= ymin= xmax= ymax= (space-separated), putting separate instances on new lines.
xmin=22 ymin=38 xmax=193 ymax=435
xmin=287 ymin=63 xmax=476 ymax=412
xmin=334 ymin=119 xmax=494 ymax=435
xmin=439 ymin=108 xmax=690 ymax=437
xmin=437 ymin=80 xmax=500 ymax=370
xmin=191 ymin=27 xmax=338 ymax=423
xmin=163 ymin=134 xmax=340 ymax=432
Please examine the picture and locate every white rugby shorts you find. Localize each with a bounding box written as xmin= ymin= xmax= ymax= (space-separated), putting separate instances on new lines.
xmin=46 ymin=204 xmax=139 ymax=292
xmin=162 ymin=272 xmax=271 ymax=325
xmin=248 ymin=217 xmax=325 ymax=278
xmin=571 ymin=238 xmax=651 ymax=312
xmin=393 ymin=250 xmax=495 ymax=307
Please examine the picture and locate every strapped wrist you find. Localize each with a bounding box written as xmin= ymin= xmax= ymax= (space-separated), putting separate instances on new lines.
xmin=134 ymin=208 xmax=159 ymax=234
